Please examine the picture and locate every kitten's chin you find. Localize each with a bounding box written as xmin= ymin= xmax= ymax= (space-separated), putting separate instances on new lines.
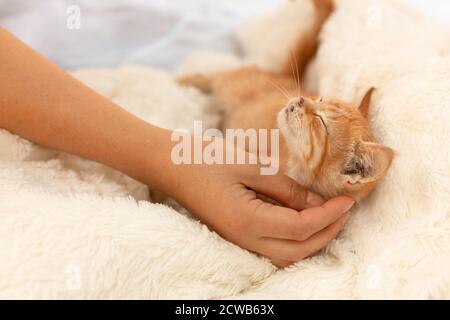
xmin=285 ymin=156 xmax=315 ymax=189
xmin=276 ymin=108 xmax=289 ymax=135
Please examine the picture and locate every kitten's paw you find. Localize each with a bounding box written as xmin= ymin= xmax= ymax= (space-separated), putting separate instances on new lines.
xmin=312 ymin=0 xmax=335 ymax=21
xmin=177 ymin=73 xmax=213 ymax=94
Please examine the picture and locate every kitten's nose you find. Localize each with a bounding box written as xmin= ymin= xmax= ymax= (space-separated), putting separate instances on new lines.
xmin=288 ymin=97 xmax=305 ymax=113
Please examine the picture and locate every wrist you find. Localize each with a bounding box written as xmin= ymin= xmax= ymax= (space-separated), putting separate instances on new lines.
xmin=123 ymin=123 xmax=176 ymax=191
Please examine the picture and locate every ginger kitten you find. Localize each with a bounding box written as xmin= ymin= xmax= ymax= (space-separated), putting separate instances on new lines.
xmin=178 ymin=0 xmax=393 ymax=201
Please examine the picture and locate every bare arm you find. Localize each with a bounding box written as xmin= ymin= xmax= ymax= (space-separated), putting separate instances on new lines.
xmin=0 ymin=28 xmax=171 ymax=190
xmin=0 ymin=28 xmax=353 ymax=267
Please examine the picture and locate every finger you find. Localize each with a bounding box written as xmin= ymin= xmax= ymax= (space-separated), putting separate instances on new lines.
xmin=254 ymin=196 xmax=354 ymax=241
xmin=244 ymin=172 xmax=324 ymax=210
xmin=257 ymin=213 xmax=350 ymax=262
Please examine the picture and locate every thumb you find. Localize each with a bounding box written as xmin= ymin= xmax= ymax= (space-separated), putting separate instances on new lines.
xmin=244 ymin=172 xmax=325 ymax=210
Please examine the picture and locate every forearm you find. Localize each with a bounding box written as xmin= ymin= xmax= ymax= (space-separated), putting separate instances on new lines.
xmin=0 ymin=28 xmax=174 ymax=192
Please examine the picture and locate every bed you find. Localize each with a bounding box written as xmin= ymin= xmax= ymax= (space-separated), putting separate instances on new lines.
xmin=0 ymin=0 xmax=449 ymax=299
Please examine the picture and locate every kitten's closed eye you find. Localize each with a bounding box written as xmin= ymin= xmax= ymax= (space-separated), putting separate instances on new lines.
xmin=313 ymin=113 xmax=328 ymax=134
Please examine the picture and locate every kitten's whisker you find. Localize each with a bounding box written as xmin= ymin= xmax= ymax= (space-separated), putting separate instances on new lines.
xmin=288 ymin=49 xmax=298 ymax=93
xmin=267 ymin=79 xmax=291 ymax=101
xmin=276 ymin=82 xmax=291 ymax=100
xmin=292 ymin=50 xmax=302 ymax=97
xmin=288 ymin=49 xmax=301 ymax=98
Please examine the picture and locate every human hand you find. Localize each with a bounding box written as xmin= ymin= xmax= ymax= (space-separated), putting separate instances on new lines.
xmin=165 ymin=140 xmax=354 ymax=268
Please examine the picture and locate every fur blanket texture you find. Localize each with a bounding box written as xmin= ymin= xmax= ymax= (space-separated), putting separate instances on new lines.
xmin=0 ymin=0 xmax=449 ymax=299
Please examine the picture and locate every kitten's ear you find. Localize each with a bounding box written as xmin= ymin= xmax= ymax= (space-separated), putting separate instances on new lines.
xmin=358 ymin=87 xmax=376 ymax=118
xmin=342 ymin=141 xmax=394 ymax=185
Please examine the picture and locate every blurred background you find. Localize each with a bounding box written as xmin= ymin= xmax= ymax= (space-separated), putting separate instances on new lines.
xmin=1 ymin=0 xmax=449 ymax=71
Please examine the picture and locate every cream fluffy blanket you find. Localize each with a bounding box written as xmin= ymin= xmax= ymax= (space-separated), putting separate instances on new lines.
xmin=1 ymin=0 xmax=449 ymax=299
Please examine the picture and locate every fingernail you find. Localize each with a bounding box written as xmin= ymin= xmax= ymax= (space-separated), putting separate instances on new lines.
xmin=306 ymin=191 xmax=325 ymax=206
xmin=343 ymin=200 xmax=355 ymax=213
xmin=342 ymin=212 xmax=351 ymax=225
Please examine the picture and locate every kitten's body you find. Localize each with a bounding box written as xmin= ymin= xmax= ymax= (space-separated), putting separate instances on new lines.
xmin=181 ymin=68 xmax=295 ymax=170
xmin=179 ymin=0 xmax=393 ymax=201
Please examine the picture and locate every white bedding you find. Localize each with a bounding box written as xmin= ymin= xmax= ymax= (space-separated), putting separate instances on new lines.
xmin=0 ymin=0 xmax=449 ymax=299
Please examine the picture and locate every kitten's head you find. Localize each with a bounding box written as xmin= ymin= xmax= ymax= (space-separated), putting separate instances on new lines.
xmin=277 ymin=88 xmax=393 ymax=201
